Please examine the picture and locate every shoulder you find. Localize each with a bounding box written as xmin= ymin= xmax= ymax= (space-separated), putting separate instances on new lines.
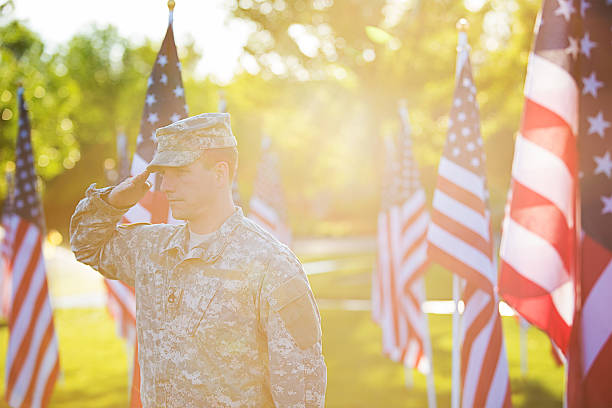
xmin=228 ymin=215 xmax=304 ymax=286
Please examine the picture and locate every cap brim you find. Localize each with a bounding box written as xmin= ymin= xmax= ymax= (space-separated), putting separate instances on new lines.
xmin=146 ymin=150 xmax=202 ymax=172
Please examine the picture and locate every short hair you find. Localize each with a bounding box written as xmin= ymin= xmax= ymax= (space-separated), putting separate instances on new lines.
xmin=200 ymin=147 xmax=238 ymax=183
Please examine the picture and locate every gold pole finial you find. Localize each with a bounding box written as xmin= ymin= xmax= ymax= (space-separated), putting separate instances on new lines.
xmin=168 ymin=0 xmax=175 ymax=11
xmin=456 ymin=18 xmax=469 ymax=32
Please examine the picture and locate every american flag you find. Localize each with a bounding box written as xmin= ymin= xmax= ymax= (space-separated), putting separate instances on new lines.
xmin=373 ymin=105 xmax=433 ymax=375
xmin=498 ymin=1 xmax=612 ymax=405
xmin=3 ymin=87 xmax=60 ymax=408
xmin=100 ymin=10 xmax=188 ymax=408
xmin=569 ymin=2 xmax=612 ymax=405
xmin=248 ymin=137 xmax=291 ymax=245
xmin=1 ymin=171 xmax=15 ymax=319
xmin=427 ymin=39 xmax=511 ymax=407
xmin=498 ymin=0 xmax=577 ymax=356
xmin=372 ymin=135 xmax=397 ymax=326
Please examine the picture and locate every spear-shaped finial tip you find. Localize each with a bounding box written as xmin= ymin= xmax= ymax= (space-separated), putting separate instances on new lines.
xmin=168 ymin=0 xmax=175 ymax=11
xmin=456 ymin=18 xmax=469 ymax=32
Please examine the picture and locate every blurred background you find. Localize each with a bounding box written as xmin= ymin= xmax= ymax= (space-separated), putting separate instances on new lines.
xmin=0 ymin=0 xmax=565 ymax=407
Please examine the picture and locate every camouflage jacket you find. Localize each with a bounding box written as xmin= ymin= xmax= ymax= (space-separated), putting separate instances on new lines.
xmin=70 ymin=184 xmax=327 ymax=408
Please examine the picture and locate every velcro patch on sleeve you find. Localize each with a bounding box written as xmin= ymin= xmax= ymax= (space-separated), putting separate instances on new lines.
xmin=269 ymin=275 xmax=321 ymax=350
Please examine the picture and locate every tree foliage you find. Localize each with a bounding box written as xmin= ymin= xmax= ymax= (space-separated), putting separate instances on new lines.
xmin=1 ymin=0 xmax=542 ymax=237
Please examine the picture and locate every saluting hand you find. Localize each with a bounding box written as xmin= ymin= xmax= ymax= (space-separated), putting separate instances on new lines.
xmin=106 ymin=171 xmax=152 ymax=209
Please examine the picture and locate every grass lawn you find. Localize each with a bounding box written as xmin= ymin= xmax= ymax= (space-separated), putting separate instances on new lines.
xmin=0 ymin=260 xmax=564 ymax=407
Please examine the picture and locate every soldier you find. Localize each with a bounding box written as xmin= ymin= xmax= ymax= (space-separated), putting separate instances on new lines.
xmin=70 ymin=113 xmax=326 ymax=407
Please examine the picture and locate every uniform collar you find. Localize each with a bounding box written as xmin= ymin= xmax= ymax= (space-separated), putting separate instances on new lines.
xmin=163 ymin=207 xmax=244 ymax=264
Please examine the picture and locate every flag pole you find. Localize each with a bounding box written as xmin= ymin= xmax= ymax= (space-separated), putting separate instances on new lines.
xmin=451 ymin=18 xmax=469 ymax=408
xmin=168 ymin=0 xmax=175 ymax=24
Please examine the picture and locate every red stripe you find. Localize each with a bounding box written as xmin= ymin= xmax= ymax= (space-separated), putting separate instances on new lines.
xmin=401 ymin=204 xmax=427 ymax=235
xmin=431 ymin=209 xmax=491 ymax=258
xmin=41 ymin=358 xmax=60 ymax=408
xmin=428 ymin=243 xmax=493 ymax=295
xmin=20 ymin=319 xmax=56 ymax=407
xmin=9 ymin=220 xmax=29 ymax=267
xmin=510 ymin=180 xmax=575 ymax=274
xmin=9 ymin=230 xmax=42 ymax=331
xmin=436 ymin=176 xmax=486 ymax=217
xmin=521 ymin=98 xmax=577 ymax=176
xmin=499 ymin=261 xmax=570 ymax=352
xmin=7 ymin=274 xmax=49 ymax=394
xmin=581 ymin=336 xmax=612 ymax=406
xmin=473 ymin=305 xmax=504 ymax=407
xmin=580 ymin=235 xmax=612 ymax=300
xmin=460 ymin=286 xmax=492 ymax=387
xmin=401 ymin=231 xmax=427 ymax=269
xmin=385 ymin=211 xmax=401 ymax=350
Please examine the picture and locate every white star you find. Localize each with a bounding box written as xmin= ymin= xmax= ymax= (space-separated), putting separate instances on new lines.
xmin=160 ymin=74 xmax=168 ymax=84
xmin=587 ymin=112 xmax=610 ymax=138
xmin=147 ymin=76 xmax=153 ymax=87
xmin=467 ymin=94 xmax=474 ymax=102
xmin=602 ymin=194 xmax=612 ymax=215
xmin=471 ymin=157 xmax=480 ymax=167
xmin=462 ymin=77 xmax=471 ymax=87
xmin=147 ymin=112 xmax=159 ymax=124
xmin=566 ymin=37 xmax=580 ymax=59
xmin=146 ymin=93 xmax=157 ymax=106
xmin=452 ymin=147 xmax=460 ymax=156
xmin=582 ymin=72 xmax=604 ymax=97
xmin=467 ymin=142 xmax=475 ymax=151
xmin=594 ymin=151 xmax=612 ymax=178
xmin=581 ymin=0 xmax=591 ymax=16
xmin=157 ymin=55 xmax=168 ymax=67
xmin=555 ymin=0 xmax=576 ymax=21
xmin=448 ymin=118 xmax=454 ymax=127
xmin=449 ymin=132 xmax=457 ymax=142
xmin=176 ymin=61 xmax=182 ymax=69
xmin=454 ymin=98 xmax=462 ymax=107
xmin=461 ymin=127 xmax=471 ymax=137
xmin=580 ymin=32 xmax=597 ymax=58
xmin=458 ymin=112 xmax=466 ymax=122
xmin=173 ymin=86 xmax=184 ymax=98
xmin=184 ymin=104 xmax=189 ymax=113
xmin=170 ymin=113 xmax=181 ymax=122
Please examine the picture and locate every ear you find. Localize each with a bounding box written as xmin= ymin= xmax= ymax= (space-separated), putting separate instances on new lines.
xmin=213 ymin=161 xmax=230 ymax=187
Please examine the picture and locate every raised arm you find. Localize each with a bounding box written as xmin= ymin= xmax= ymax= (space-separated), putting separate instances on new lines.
xmin=69 ymin=172 xmax=152 ymax=287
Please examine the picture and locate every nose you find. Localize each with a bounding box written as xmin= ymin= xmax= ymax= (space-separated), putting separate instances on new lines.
xmin=160 ymin=172 xmax=174 ymax=194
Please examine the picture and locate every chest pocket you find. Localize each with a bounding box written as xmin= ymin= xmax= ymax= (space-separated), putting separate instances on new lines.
xmin=185 ymin=277 xmax=222 ymax=336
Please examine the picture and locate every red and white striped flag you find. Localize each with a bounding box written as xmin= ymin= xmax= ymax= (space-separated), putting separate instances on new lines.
xmin=103 ymin=8 xmax=188 ymax=407
xmin=427 ymin=37 xmax=511 ymax=407
xmin=372 ymin=134 xmax=397 ymax=326
xmin=569 ymin=2 xmax=612 ymax=405
xmin=374 ymin=104 xmax=433 ymax=375
xmin=3 ymin=86 xmax=60 ymax=408
xmin=497 ymin=1 xmax=612 ymax=405
xmin=248 ymin=137 xmax=291 ymax=246
xmin=498 ymin=0 xmax=577 ymax=356
xmin=1 ymin=171 xmax=15 ymax=320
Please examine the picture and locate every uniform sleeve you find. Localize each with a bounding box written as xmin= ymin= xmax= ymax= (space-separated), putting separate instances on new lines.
xmin=69 ymin=183 xmax=144 ymax=287
xmin=260 ymin=251 xmax=327 ymax=408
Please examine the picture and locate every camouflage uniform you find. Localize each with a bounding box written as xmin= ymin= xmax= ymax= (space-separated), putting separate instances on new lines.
xmin=70 ymin=188 xmax=326 ymax=407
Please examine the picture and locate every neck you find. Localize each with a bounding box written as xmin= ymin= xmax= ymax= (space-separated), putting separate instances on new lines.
xmin=188 ymin=191 xmax=235 ymax=234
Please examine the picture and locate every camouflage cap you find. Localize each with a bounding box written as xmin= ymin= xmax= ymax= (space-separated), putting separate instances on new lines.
xmin=147 ymin=112 xmax=237 ymax=171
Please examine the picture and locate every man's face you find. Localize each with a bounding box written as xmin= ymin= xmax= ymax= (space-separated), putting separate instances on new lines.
xmin=158 ymin=158 xmax=218 ymax=221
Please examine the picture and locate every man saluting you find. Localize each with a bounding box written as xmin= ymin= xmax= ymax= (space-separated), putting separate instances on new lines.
xmin=70 ymin=113 xmax=326 ymax=407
